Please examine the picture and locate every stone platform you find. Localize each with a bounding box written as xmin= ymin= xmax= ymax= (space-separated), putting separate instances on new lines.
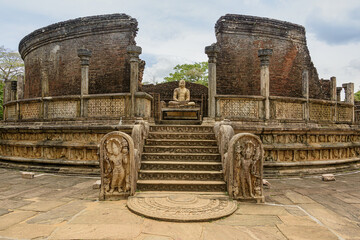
xmin=127 ymin=193 xmax=237 ymax=222
xmin=0 ymin=168 xmax=359 ymax=239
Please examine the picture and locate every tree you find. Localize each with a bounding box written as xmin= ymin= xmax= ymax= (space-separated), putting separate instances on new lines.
xmin=355 ymin=90 xmax=360 ymax=102
xmin=164 ymin=62 xmax=208 ymax=86
xmin=0 ymin=46 xmax=24 ymax=119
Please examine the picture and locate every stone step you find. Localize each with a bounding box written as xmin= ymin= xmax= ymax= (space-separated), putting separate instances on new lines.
xmin=137 ymin=180 xmax=227 ymax=192
xmin=138 ymin=170 xmax=224 ymax=181
xmin=143 ymin=146 xmax=219 ymax=154
xmin=141 ymin=161 xmax=222 ymax=171
xmin=142 ymin=153 xmax=221 ymax=162
xmin=148 ymin=132 xmax=215 ymax=140
xmin=150 ymin=125 xmax=213 ymax=133
xmin=145 ymin=139 xmax=218 ymax=147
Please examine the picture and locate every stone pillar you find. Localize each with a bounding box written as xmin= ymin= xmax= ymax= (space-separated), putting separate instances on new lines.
xmin=17 ymin=75 xmax=24 ymax=100
xmin=302 ymin=70 xmax=309 ymax=121
xmin=330 ymin=77 xmax=337 ymax=101
xmin=336 ymin=87 xmax=342 ymax=102
xmin=10 ymin=80 xmax=17 ymax=101
xmin=205 ymin=44 xmax=219 ymax=119
xmin=343 ymin=83 xmax=354 ymax=104
xmin=78 ymin=49 xmax=92 ymax=117
xmin=127 ymin=45 xmax=142 ymax=118
xmin=3 ymin=80 xmax=12 ymax=103
xmin=258 ymin=49 xmax=273 ymax=120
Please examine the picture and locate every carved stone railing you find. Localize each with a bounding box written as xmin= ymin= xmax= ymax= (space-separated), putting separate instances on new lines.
xmin=216 ymin=95 xmax=264 ymax=120
xmin=131 ymin=119 xmax=149 ymax=184
xmin=3 ymin=92 xmax=153 ymax=121
xmin=215 ymin=95 xmax=354 ymax=124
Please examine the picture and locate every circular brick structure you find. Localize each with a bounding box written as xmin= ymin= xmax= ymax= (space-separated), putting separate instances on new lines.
xmin=19 ymin=14 xmax=138 ymax=98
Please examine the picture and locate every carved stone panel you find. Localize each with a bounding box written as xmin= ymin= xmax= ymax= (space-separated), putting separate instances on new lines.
xmin=20 ymin=102 xmax=41 ymax=119
xmin=337 ymin=105 xmax=353 ymax=122
xmin=88 ymin=98 xmax=125 ymax=118
xmin=5 ymin=104 xmax=17 ymax=120
xmin=99 ymin=131 xmax=135 ymax=200
xmin=272 ymin=101 xmax=303 ymax=120
xmin=219 ymin=99 xmax=259 ymax=119
xmin=226 ymin=133 xmax=264 ymax=203
xmin=47 ymin=100 xmax=78 ymax=119
xmin=309 ymin=103 xmax=333 ymax=122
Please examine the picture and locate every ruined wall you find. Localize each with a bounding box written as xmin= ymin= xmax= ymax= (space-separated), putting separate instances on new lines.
xmin=19 ymin=14 xmax=138 ymax=98
xmin=215 ymin=14 xmax=329 ymax=99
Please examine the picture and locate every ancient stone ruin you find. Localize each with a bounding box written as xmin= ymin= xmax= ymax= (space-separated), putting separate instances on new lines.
xmin=1 ymin=14 xmax=359 ymax=204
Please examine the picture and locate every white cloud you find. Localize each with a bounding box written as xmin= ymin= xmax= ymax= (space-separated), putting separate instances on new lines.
xmin=1 ymin=0 xmax=360 ymax=90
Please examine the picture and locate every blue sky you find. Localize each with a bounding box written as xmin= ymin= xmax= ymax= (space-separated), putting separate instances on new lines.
xmin=1 ymin=0 xmax=360 ymax=90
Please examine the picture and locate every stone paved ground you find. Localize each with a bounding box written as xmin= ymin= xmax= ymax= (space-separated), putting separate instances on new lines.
xmin=0 ymin=168 xmax=359 ymax=240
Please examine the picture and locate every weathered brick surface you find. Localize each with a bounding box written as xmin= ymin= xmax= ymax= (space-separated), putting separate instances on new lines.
xmin=19 ymin=14 xmax=139 ymax=98
xmin=215 ymin=14 xmax=329 ymax=99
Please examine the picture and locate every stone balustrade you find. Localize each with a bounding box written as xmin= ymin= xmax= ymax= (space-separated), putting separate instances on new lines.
xmin=215 ymin=95 xmax=354 ymax=124
xmin=3 ymin=92 xmax=152 ymax=121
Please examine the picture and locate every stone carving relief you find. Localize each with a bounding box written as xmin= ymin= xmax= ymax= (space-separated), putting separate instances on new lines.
xmin=20 ymin=102 xmax=41 ymax=119
xmin=273 ymin=101 xmax=303 ymax=120
xmin=88 ymin=98 xmax=125 ymax=118
xmin=219 ymin=99 xmax=259 ymax=119
xmin=47 ymin=100 xmax=78 ymax=119
xmin=337 ymin=106 xmax=353 ymax=122
xmin=226 ymin=133 xmax=264 ymax=203
xmin=100 ymin=131 xmax=135 ymax=200
xmin=309 ymin=103 xmax=333 ymax=121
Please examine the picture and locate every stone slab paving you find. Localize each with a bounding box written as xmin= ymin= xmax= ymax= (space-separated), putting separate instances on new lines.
xmin=0 ymin=168 xmax=359 ymax=239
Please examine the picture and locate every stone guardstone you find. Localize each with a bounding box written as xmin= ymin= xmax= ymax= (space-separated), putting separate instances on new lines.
xmin=21 ymin=172 xmax=35 ymax=179
xmin=127 ymin=194 xmax=237 ymax=222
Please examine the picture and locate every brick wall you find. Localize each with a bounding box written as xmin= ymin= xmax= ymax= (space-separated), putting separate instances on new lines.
xmin=215 ymin=14 xmax=329 ymax=100
xmin=19 ymin=14 xmax=139 ymax=98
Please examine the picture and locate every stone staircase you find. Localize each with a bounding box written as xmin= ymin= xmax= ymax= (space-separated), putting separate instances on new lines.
xmin=137 ymin=125 xmax=226 ymax=192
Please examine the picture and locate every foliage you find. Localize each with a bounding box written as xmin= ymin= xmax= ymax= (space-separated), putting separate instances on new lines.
xmin=164 ymin=62 xmax=208 ymax=86
xmin=355 ymin=90 xmax=360 ymax=101
xmin=0 ymin=46 xmax=24 ymax=119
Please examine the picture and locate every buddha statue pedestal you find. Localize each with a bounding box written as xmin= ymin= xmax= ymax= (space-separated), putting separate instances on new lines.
xmin=161 ymin=80 xmax=201 ymax=123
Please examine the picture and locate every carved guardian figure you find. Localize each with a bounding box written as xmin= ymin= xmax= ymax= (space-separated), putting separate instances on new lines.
xmin=227 ymin=133 xmax=264 ymax=203
xmin=100 ymin=131 xmax=135 ymax=200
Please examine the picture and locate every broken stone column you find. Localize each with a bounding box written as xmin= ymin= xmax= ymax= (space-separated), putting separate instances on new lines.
xmin=336 ymin=87 xmax=342 ymax=102
xmin=330 ymin=77 xmax=337 ymax=101
xmin=10 ymin=80 xmax=17 ymax=101
xmin=3 ymin=80 xmax=11 ymax=103
xmin=343 ymin=83 xmax=354 ymax=104
xmin=127 ymin=45 xmax=142 ymax=118
xmin=78 ymin=49 xmax=92 ymax=117
xmin=17 ymin=75 xmax=24 ymax=100
xmin=205 ymin=44 xmax=219 ymax=119
xmin=302 ymin=70 xmax=309 ymax=121
xmin=258 ymin=49 xmax=273 ymax=120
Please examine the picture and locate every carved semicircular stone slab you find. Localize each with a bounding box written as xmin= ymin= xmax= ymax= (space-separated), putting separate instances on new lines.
xmin=127 ymin=194 xmax=237 ymax=222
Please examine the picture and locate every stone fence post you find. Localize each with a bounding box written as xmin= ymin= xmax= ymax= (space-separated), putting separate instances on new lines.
xmin=258 ymin=49 xmax=273 ymax=120
xmin=127 ymin=45 xmax=142 ymax=118
xmin=336 ymin=87 xmax=342 ymax=102
xmin=205 ymin=44 xmax=219 ymax=119
xmin=78 ymin=49 xmax=92 ymax=118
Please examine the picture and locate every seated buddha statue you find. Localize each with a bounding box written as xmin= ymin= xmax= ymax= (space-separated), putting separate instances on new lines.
xmin=168 ymin=80 xmax=196 ymax=107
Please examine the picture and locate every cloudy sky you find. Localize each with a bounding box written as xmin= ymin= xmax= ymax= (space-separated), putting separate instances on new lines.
xmin=1 ymin=0 xmax=360 ymax=90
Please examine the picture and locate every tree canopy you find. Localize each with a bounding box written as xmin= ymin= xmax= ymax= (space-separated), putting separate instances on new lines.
xmin=164 ymin=62 xmax=208 ymax=86
xmin=0 ymin=46 xmax=24 ymax=119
